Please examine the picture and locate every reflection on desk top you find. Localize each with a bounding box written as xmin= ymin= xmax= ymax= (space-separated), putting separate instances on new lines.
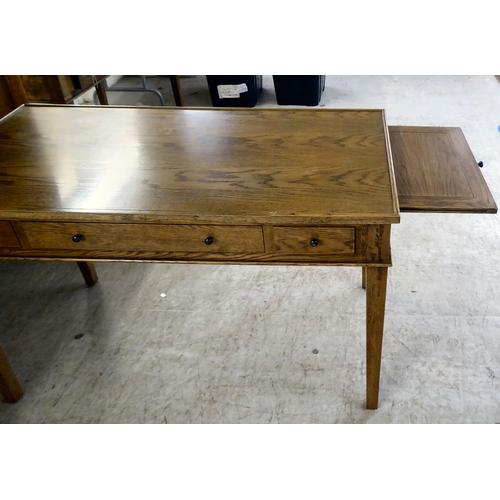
xmin=0 ymin=105 xmax=400 ymax=225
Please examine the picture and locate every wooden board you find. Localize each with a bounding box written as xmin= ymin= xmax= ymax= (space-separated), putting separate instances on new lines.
xmin=0 ymin=105 xmax=400 ymax=226
xmin=389 ymin=126 xmax=497 ymax=213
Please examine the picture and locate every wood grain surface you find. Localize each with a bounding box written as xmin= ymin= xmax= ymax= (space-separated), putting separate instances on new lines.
xmin=366 ymin=266 xmax=388 ymax=409
xmin=0 ymin=221 xmax=21 ymax=247
xmin=272 ymin=226 xmax=355 ymax=255
xmin=389 ymin=126 xmax=497 ymax=213
xmin=20 ymin=222 xmax=265 ymax=253
xmin=0 ymin=223 xmax=393 ymax=265
xmin=0 ymin=105 xmax=400 ymax=226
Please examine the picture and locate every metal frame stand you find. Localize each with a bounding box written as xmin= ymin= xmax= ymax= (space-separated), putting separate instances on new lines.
xmin=93 ymin=76 xmax=166 ymax=105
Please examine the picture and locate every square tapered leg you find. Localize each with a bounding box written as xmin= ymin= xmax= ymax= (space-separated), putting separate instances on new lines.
xmin=366 ymin=266 xmax=388 ymax=409
xmin=77 ymin=261 xmax=98 ymax=287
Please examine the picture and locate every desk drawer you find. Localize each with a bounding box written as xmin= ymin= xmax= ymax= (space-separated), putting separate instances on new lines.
xmin=20 ymin=222 xmax=265 ymax=253
xmin=273 ymin=227 xmax=355 ymax=255
xmin=0 ymin=221 xmax=21 ymax=248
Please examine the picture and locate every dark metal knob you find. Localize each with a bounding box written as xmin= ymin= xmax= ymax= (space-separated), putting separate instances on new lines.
xmin=205 ymin=236 xmax=213 ymax=245
xmin=72 ymin=234 xmax=83 ymax=243
xmin=478 ymin=161 xmax=484 ymax=168
xmin=310 ymin=238 xmax=319 ymax=247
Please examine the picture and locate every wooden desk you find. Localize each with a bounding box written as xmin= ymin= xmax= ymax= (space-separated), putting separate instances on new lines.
xmin=1 ymin=105 xmax=494 ymax=411
xmin=0 ymin=105 xmax=399 ymax=409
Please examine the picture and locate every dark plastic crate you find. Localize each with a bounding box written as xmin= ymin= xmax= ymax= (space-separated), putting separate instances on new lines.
xmin=272 ymin=75 xmax=326 ymax=106
xmin=206 ymin=76 xmax=262 ymax=107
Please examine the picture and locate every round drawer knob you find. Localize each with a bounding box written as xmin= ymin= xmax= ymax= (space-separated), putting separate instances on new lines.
xmin=72 ymin=234 xmax=83 ymax=243
xmin=205 ymin=236 xmax=213 ymax=245
xmin=310 ymin=238 xmax=319 ymax=247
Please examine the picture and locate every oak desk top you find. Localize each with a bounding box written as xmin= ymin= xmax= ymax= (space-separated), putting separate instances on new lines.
xmin=0 ymin=105 xmax=400 ymax=226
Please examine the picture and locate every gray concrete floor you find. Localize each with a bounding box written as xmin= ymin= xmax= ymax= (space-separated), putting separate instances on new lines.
xmin=1 ymin=75 xmax=500 ymax=423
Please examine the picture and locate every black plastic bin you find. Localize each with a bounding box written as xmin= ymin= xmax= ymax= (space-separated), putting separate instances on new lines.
xmin=206 ymin=76 xmax=262 ymax=107
xmin=272 ymin=76 xmax=326 ymax=106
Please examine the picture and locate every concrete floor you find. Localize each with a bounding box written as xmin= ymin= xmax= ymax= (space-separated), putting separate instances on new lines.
xmin=1 ymin=75 xmax=500 ymax=423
